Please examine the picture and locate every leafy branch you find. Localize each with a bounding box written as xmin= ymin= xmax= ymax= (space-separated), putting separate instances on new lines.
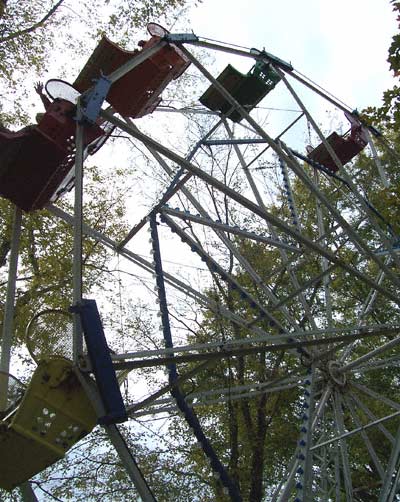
xmin=0 ymin=0 xmax=66 ymax=43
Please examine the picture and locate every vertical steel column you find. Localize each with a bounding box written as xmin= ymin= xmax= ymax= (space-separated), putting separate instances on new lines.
xmin=0 ymin=206 xmax=22 ymax=411
xmin=72 ymin=101 xmax=85 ymax=363
xmin=333 ymin=440 xmax=341 ymax=501
xmin=320 ymin=433 xmax=329 ymax=501
xmin=0 ymin=208 xmax=35 ymax=501
xmin=295 ymin=365 xmax=316 ymax=502
xmin=277 ymin=386 xmax=331 ymax=501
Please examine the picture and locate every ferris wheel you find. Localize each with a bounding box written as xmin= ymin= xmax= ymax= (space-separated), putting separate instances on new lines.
xmin=0 ymin=20 xmax=399 ymax=502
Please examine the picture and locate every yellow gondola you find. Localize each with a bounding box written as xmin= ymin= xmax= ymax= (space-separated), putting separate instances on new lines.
xmin=0 ymin=357 xmax=96 ymax=491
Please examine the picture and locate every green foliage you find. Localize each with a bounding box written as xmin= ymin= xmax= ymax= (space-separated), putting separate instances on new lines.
xmin=363 ymin=1 xmax=400 ymax=130
xmin=388 ymin=1 xmax=400 ymax=72
xmin=0 ymin=163 xmax=130 ymax=357
xmin=0 ymin=0 xmax=199 ymax=126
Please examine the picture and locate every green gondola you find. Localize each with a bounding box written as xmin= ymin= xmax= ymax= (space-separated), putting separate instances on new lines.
xmin=199 ymin=61 xmax=281 ymax=122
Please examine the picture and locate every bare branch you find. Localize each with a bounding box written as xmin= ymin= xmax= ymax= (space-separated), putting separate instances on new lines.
xmin=0 ymin=0 xmax=66 ymax=43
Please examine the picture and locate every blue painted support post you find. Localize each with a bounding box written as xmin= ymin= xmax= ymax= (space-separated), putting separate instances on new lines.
xmin=71 ymin=299 xmax=127 ymax=425
xmin=149 ymin=213 xmax=243 ymax=502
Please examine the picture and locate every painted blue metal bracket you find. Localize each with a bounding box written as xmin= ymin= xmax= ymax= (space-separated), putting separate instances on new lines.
xmin=71 ymin=299 xmax=127 ymax=425
xmin=79 ymin=75 xmax=111 ymax=124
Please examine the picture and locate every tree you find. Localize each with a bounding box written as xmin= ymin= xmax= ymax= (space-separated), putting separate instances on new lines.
xmin=364 ymin=0 xmax=400 ymax=131
xmin=0 ymin=0 xmax=199 ymax=126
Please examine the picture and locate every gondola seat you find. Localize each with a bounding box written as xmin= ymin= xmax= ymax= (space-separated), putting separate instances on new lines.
xmin=0 ymin=358 xmax=96 ymax=491
xmin=199 ymin=61 xmax=281 ymax=122
xmin=307 ymin=125 xmax=368 ymax=173
xmin=0 ymin=99 xmax=104 ymax=211
xmin=73 ymin=33 xmax=190 ymax=118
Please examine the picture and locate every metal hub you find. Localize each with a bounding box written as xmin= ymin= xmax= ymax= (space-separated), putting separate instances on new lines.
xmin=327 ymin=360 xmax=347 ymax=388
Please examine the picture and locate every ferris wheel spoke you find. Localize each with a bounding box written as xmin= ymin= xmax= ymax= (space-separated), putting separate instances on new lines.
xmin=354 ymin=354 xmax=400 ymax=373
xmin=348 ymin=391 xmax=395 ymax=445
xmin=350 ymin=382 xmax=400 ymax=412
xmin=223 ymin=118 xmax=319 ymax=330
xmin=342 ymin=336 xmax=400 ymax=373
xmin=276 ymin=385 xmax=332 ymax=500
xmin=340 ymin=260 xmax=391 ymax=364
xmin=342 ymin=394 xmax=385 ymax=480
xmin=333 ymin=440 xmax=342 ymax=502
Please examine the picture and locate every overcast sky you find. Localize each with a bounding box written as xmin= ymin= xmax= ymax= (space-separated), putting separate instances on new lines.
xmin=184 ymin=0 xmax=397 ymax=111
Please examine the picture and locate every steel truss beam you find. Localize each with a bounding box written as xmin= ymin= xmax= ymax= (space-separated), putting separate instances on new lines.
xmin=112 ymin=325 xmax=399 ymax=362
xmin=100 ymin=111 xmax=400 ymax=307
xmin=112 ymin=330 xmax=389 ymax=371
xmin=161 ymin=206 xmax=301 ymax=252
xmin=74 ymin=369 xmax=156 ymax=501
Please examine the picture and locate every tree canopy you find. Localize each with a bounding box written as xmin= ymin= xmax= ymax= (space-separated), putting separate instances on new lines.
xmin=364 ymin=0 xmax=400 ymax=130
xmin=0 ymin=0 xmax=199 ymax=125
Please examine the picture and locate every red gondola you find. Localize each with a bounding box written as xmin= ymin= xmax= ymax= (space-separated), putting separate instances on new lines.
xmin=307 ymin=114 xmax=368 ymax=173
xmin=73 ymin=23 xmax=190 ymax=118
xmin=0 ymin=99 xmax=104 ymax=212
